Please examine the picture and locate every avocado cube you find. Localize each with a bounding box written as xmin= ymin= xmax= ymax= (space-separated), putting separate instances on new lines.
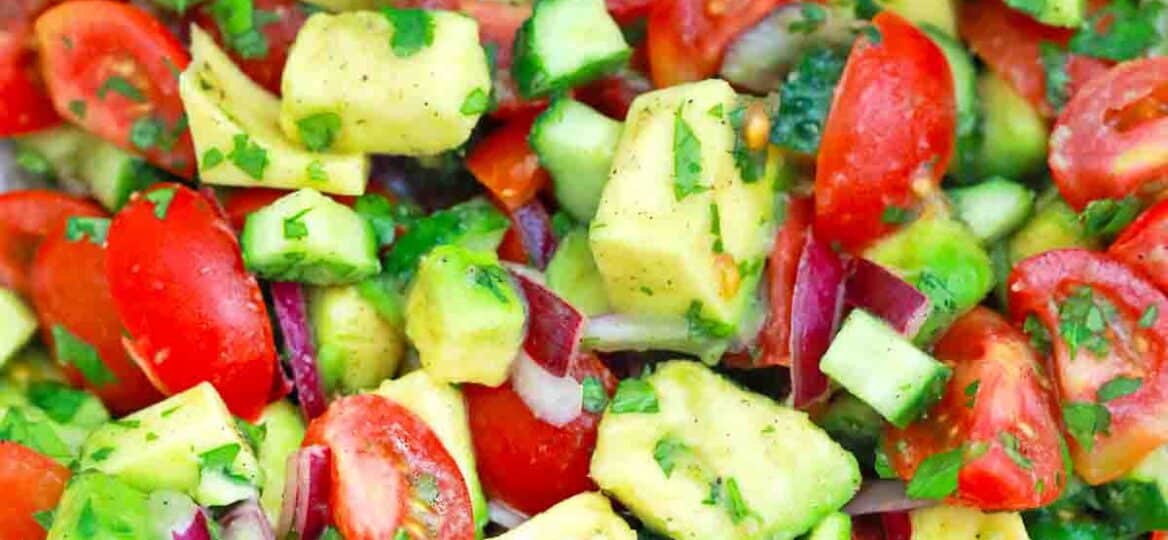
xmin=977 ymin=71 xmax=1049 ymax=181
xmin=1008 ymin=189 xmax=1099 ymax=264
xmin=910 ymin=505 xmax=1029 ymax=539
xmin=589 ymin=80 xmax=775 ymax=328
xmin=310 ymin=285 xmax=406 ymax=394
xmin=254 ymin=400 xmax=306 ymax=525
xmin=0 ymin=288 xmax=37 ymax=367
xmin=79 ymin=383 xmax=262 ymax=507
xmin=47 ymin=473 xmax=153 ymax=540
xmin=591 ymin=361 xmax=860 ymax=540
xmin=546 ymin=229 xmax=612 ymax=317
xmin=495 ymin=492 xmax=636 ymax=540
xmin=405 ymin=245 xmax=526 ymax=387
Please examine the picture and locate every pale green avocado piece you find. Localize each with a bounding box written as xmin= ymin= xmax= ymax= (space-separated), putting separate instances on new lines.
xmin=803 ymin=512 xmax=851 ymax=540
xmin=255 ymin=400 xmax=306 ymax=525
xmin=590 ymin=361 xmax=860 ymax=540
xmin=978 ymin=71 xmax=1049 ymax=181
xmin=1006 ymin=0 xmax=1085 ymax=27
xmin=47 ymin=473 xmax=152 ymax=540
xmin=547 ymin=229 xmax=612 ymax=316
xmin=495 ymin=492 xmax=636 ymax=540
xmin=280 ymin=11 xmax=491 ymax=156
xmin=921 ymin=25 xmax=979 ymax=183
xmin=405 ymin=245 xmax=526 ymax=387
xmin=909 ymin=505 xmax=1029 ymax=539
xmin=881 ymin=0 xmax=958 ymax=36
xmin=375 ymin=370 xmax=488 ymax=535
xmin=79 ymin=383 xmax=262 ymax=507
xmin=13 ymin=125 xmax=87 ymax=180
xmin=0 ymin=288 xmax=37 ymax=367
xmin=310 ymin=285 xmax=405 ymax=394
xmin=180 ymin=26 xmax=370 ymax=195
xmin=1008 ymin=188 xmax=1099 ymax=264
xmin=531 ymin=98 xmax=623 ymax=222
xmin=589 ymin=80 xmax=775 ymax=329
xmin=865 ymin=214 xmax=994 ymax=344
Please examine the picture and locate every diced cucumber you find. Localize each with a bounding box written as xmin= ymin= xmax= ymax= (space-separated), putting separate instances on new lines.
xmin=309 ymin=285 xmax=405 ymax=394
xmin=546 ymin=229 xmax=611 ymax=316
xmin=921 ymin=25 xmax=979 ymax=183
xmin=813 ymin=392 xmax=884 ymax=472
xmin=978 ymin=71 xmax=1048 ymax=181
xmin=1008 ymin=188 xmax=1099 ymax=264
xmin=1095 ymin=444 xmax=1168 ymax=535
xmin=47 ymin=473 xmax=153 ymax=540
xmin=494 ymin=492 xmax=636 ymax=539
xmin=76 ymin=139 xmax=170 ymax=212
xmin=512 ymin=0 xmax=631 ymax=99
xmin=804 ymin=512 xmax=851 ymax=540
xmin=78 ymin=383 xmax=262 ymax=507
xmin=0 ymin=288 xmax=37 ymax=367
xmin=241 ymin=188 xmax=381 ymax=285
xmin=254 ymin=400 xmax=305 ymax=525
xmin=13 ymin=125 xmax=87 ymax=181
xmin=820 ymin=310 xmax=952 ymax=428
xmin=947 ymin=178 xmax=1035 ymax=244
xmin=531 ymin=98 xmax=622 ymax=222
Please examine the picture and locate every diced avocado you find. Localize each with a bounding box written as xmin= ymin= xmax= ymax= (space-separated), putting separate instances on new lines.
xmin=820 ymin=310 xmax=952 ymax=428
xmin=1006 ymin=0 xmax=1084 ymax=27
xmin=13 ymin=125 xmax=87 ymax=181
xmin=241 ymin=188 xmax=381 ymax=285
xmin=546 ymin=229 xmax=612 ymax=316
xmin=280 ymin=11 xmax=491 ymax=156
xmin=531 ymin=98 xmax=623 ymax=222
xmin=978 ymin=71 xmax=1049 ymax=181
xmin=947 ymin=178 xmax=1035 ymax=244
xmin=180 ymin=26 xmax=370 ymax=195
xmin=590 ymin=361 xmax=860 ymax=540
xmin=1008 ymin=188 xmax=1099 ymax=263
xmin=309 ymin=285 xmax=405 ymax=394
xmin=813 ymin=392 xmax=883 ymax=472
xmin=405 ymin=245 xmax=526 ymax=386
xmin=254 ymin=400 xmax=305 ymax=525
xmin=803 ymin=512 xmax=851 ymax=540
xmin=75 ymin=138 xmax=170 ymax=212
xmin=0 ymin=288 xmax=37 ymax=367
xmin=78 ymin=383 xmax=262 ymax=507
xmin=1095 ymin=444 xmax=1168 ymax=535
xmin=910 ymin=505 xmax=1029 ymax=539
xmin=47 ymin=473 xmax=152 ymax=540
xmin=921 ymin=25 xmax=979 ymax=183
xmin=495 ymin=492 xmax=636 ymax=540
xmin=375 ymin=370 xmax=488 ymax=535
xmin=881 ymin=0 xmax=958 ymax=36
xmin=590 ymin=80 xmax=775 ymax=329
xmin=512 ymin=0 xmax=631 ymax=99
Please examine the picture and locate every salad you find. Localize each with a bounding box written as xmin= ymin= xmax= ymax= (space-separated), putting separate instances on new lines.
xmin=0 ymin=0 xmax=1165 ymax=538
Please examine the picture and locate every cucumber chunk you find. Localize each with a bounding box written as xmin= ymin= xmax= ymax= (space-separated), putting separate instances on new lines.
xmin=978 ymin=71 xmax=1049 ymax=181
xmin=804 ymin=512 xmax=851 ymax=540
xmin=512 ymin=0 xmax=631 ymax=99
xmin=820 ymin=310 xmax=952 ymax=428
xmin=590 ymin=361 xmax=860 ymax=540
xmin=241 ymin=188 xmax=381 ymax=285
xmin=77 ymin=139 xmax=170 ymax=212
xmin=495 ymin=492 xmax=636 ymax=540
xmin=948 ymin=178 xmax=1035 ymax=244
xmin=47 ymin=473 xmax=152 ymax=540
xmin=546 ymin=229 xmax=612 ymax=316
xmin=309 ymin=285 xmax=405 ymax=394
xmin=254 ymin=400 xmax=306 ymax=524
xmin=0 ymin=288 xmax=37 ymax=367
xmin=531 ymin=98 xmax=622 ymax=222
xmin=921 ymin=25 xmax=979 ymax=183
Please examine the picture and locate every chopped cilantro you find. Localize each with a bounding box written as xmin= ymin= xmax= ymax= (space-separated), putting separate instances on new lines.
xmin=65 ymin=217 xmax=110 ymax=245
xmin=1079 ymin=197 xmax=1141 ymax=239
xmin=999 ymin=432 xmax=1033 ymax=470
xmin=382 ymin=8 xmax=435 ymax=57
xmin=708 ymin=103 xmax=724 ymax=118
xmin=789 ymin=3 xmax=827 ymax=33
xmin=770 ymin=46 xmax=847 ymax=154
xmin=68 ymin=100 xmax=87 ymax=119
xmin=145 ymin=187 xmax=178 ymax=220
xmin=652 ymin=437 xmax=687 ymax=477
xmin=198 ymin=443 xmax=250 ymax=484
xmin=1069 ymin=0 xmax=1160 ymax=61
xmin=1062 ymin=401 xmax=1111 ymax=451
xmin=14 ymin=148 xmax=50 ymax=176
xmin=672 ymin=107 xmax=705 ymax=200
xmin=89 ymin=447 xmax=114 ymax=462
xmin=582 ymin=376 xmax=608 ymax=413
xmin=391 ymin=528 xmax=408 ymax=540
xmin=282 ymin=208 xmax=311 ymax=240
xmin=964 ymin=380 xmax=980 ymax=409
xmin=202 ymin=148 xmax=225 ymax=170
xmin=906 ymin=448 xmax=963 ymax=500
xmin=1097 ymin=376 xmax=1141 ymax=403
xmin=110 ymin=419 xmax=140 ymax=429
xmin=354 ymin=194 xmax=397 ymax=248
xmin=610 ymin=378 xmax=659 ymax=414
xmin=473 ymin=265 xmax=512 ymax=303
xmin=1023 ymin=314 xmax=1052 ymax=355
xmin=210 ymin=0 xmax=272 ymax=59
xmin=685 ymin=301 xmax=735 ymax=340
xmin=710 ymin=204 xmax=724 ymax=253
xmin=78 ymin=501 xmax=98 ymax=537
xmin=129 ymin=116 xmax=164 ymax=151
xmin=307 ymin=160 xmax=328 ymax=182
xmin=296 ymin=112 xmax=342 ymax=152
xmin=52 ymin=325 xmax=118 ymax=386
xmin=1058 ymin=286 xmax=1115 ymax=359
xmin=1005 ymin=0 xmax=1047 ymax=19
xmin=728 ymin=103 xmax=768 ymax=183
xmin=1140 ymin=304 xmax=1159 ymax=328
xmin=1039 ymin=42 xmax=1070 ymax=112
xmin=96 ymin=76 xmax=146 ymax=102
xmin=227 ymin=133 xmax=269 ymax=180
xmin=0 ymin=408 xmax=71 ymax=462
xmin=874 ymin=447 xmax=898 ymax=479
xmin=460 ymin=88 xmax=490 ymax=115
xmin=27 ymin=382 xmax=90 ymax=424
xmin=32 ymin=509 xmax=54 ymax=531
xmin=235 ymin=418 xmax=267 ymax=454
xmin=881 ymin=206 xmax=916 ymax=225
xmin=854 ymin=0 xmax=880 ymax=19
xmin=861 ymin=25 xmax=882 ymax=44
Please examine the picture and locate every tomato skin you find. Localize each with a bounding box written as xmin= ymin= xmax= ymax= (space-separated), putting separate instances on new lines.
xmin=466 ymin=115 xmax=549 ymax=211
xmin=35 ymin=0 xmax=195 ymax=178
xmin=0 ymin=1 xmax=61 ymax=136
xmin=303 ymin=394 xmax=474 ymax=540
xmin=814 ymin=12 xmax=955 ymax=253
xmin=885 ymin=307 xmax=1066 ymax=510
xmin=0 ymin=191 xmax=102 ymax=294
xmin=1008 ymin=249 xmax=1168 ymax=484
xmin=1049 ymin=58 xmax=1168 ymax=211
xmin=30 ymin=221 xmax=163 ymax=415
xmin=189 ymin=0 xmax=308 ymax=95
xmin=464 ymin=354 xmax=617 ymax=515
xmin=645 ymin=0 xmax=787 ymax=87
xmin=1110 ymin=199 xmax=1168 ymax=294
xmin=105 ymin=184 xmax=276 ymax=420
xmin=0 ymin=442 xmax=71 ymax=540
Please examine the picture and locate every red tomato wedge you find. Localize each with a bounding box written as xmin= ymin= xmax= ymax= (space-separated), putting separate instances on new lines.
xmin=645 ymin=0 xmax=788 ymax=88
xmin=1049 ymin=57 xmax=1168 ymax=210
xmin=959 ymin=0 xmax=1111 ymax=118
xmin=189 ymin=0 xmax=309 ymax=95
xmin=303 ymin=394 xmax=474 ymax=540
xmin=885 ymin=307 xmax=1066 ymax=510
xmin=0 ymin=442 xmax=70 ymax=540
xmin=30 ymin=220 xmax=163 ymax=414
xmin=1009 ymin=249 xmax=1168 ymax=484
xmin=35 ymin=0 xmax=195 ymax=178
xmin=466 ymin=115 xmax=549 ymax=211
xmin=814 ymin=11 xmax=955 ymax=253
xmin=464 ymin=353 xmax=617 ymax=515
xmin=0 ymin=0 xmax=61 ymax=136
xmin=1111 ymin=199 xmax=1168 ymax=294
xmin=105 ymin=184 xmax=276 ymax=420
xmin=0 ymin=190 xmax=102 ymax=295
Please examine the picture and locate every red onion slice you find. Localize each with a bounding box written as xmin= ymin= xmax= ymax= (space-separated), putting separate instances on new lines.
xmin=881 ymin=511 xmax=913 ymax=540
xmin=277 ymin=445 xmax=332 ymax=540
xmin=149 ymin=490 xmax=211 ymax=540
xmin=843 ymin=480 xmax=934 ymax=516
xmin=509 ymin=200 xmax=557 ymax=270
xmin=509 ymin=268 xmax=585 ymax=377
xmin=220 ymin=499 xmax=275 ymax=540
xmin=511 ymin=351 xmax=583 ymax=427
xmin=270 ymin=282 xmax=328 ymax=420
xmin=488 ymin=499 xmax=531 ymax=530
xmin=845 ymin=258 xmax=931 ymax=337
xmin=788 ymin=233 xmax=846 ymax=408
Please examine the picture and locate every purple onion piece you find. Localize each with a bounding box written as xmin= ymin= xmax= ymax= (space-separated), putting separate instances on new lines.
xmin=270 ymin=281 xmax=328 ymax=420
xmin=220 ymin=499 xmax=276 ymax=540
xmin=277 ymin=445 xmax=332 ymax=540
xmin=509 ymin=269 xmax=585 ymax=377
xmin=509 ymin=200 xmax=557 ymax=270
xmin=845 ymin=258 xmax=931 ymax=338
xmin=843 ymin=480 xmax=935 ymax=516
xmin=788 ymin=233 xmax=846 ymax=408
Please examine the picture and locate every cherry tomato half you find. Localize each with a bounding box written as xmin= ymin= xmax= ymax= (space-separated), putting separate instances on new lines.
xmin=105 ymin=184 xmax=276 ymax=420
xmin=464 ymin=353 xmax=617 ymax=515
xmin=35 ymin=0 xmax=195 ymax=177
xmin=814 ymin=11 xmax=955 ymax=252
xmin=1009 ymin=249 xmax=1168 ymax=484
xmin=0 ymin=0 xmax=60 ymax=136
xmin=189 ymin=0 xmax=309 ymax=95
xmin=0 ymin=442 xmax=70 ymax=540
xmin=0 ymin=190 xmax=102 ymax=295
xmin=1110 ymin=199 xmax=1168 ymax=294
xmin=885 ymin=307 xmax=1066 ymax=510
xmin=303 ymin=394 xmax=474 ymax=540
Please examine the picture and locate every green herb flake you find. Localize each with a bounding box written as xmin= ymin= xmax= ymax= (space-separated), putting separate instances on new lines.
xmin=964 ymin=380 xmax=980 ymax=409
xmin=672 ymin=107 xmax=705 ymax=200
xmin=110 ymin=419 xmax=141 ymax=429
xmin=307 ymin=160 xmax=328 ymax=182
xmin=296 ymin=112 xmax=342 ymax=152
xmin=1078 ymin=197 xmax=1141 ymax=239
xmin=282 ymin=208 xmax=311 ymax=240
xmin=97 ymin=76 xmax=146 ymax=102
xmin=199 ymin=443 xmax=242 ymax=472
xmin=1097 ymin=376 xmax=1141 ymax=403
xmin=788 ymin=2 xmax=827 ymax=33
xmin=722 ymin=477 xmax=753 ymax=524
xmin=1039 ymin=42 xmax=1070 ymax=112
xmin=1062 ymin=401 xmax=1111 ymax=451
xmin=472 ymin=265 xmax=511 ymax=303
xmin=14 ymin=148 xmax=50 ymax=176
xmin=906 ymin=448 xmax=963 ymax=500
xmin=146 ymin=432 xmax=159 ymax=441
xmin=460 ymin=88 xmax=490 ymax=115
xmin=392 ymin=528 xmax=409 ymax=540
xmin=202 ymin=148 xmax=225 ymax=170
xmin=129 ymin=116 xmax=165 ymax=151
xmin=235 ymin=418 xmax=267 ymax=454
xmin=227 ymin=133 xmax=269 ymax=180
xmin=65 ymin=217 xmax=110 ymax=245
xmin=1024 ymin=314 xmax=1052 ymax=355
xmin=610 ymin=378 xmax=659 ymax=414
xmin=999 ymin=432 xmax=1033 ymax=470
xmin=27 ymin=382 xmax=89 ymax=424
xmin=707 ymin=103 xmax=724 ymax=118
xmin=1069 ymin=0 xmax=1160 ymax=61
xmin=1058 ymin=286 xmax=1115 ymax=359
xmin=861 ymin=25 xmax=882 ymax=45
xmin=770 ymin=46 xmax=847 ymax=154
xmin=854 ymin=0 xmax=880 ymax=19
xmin=652 ymin=437 xmax=687 ymax=477
xmin=728 ymin=103 xmax=768 ymax=183
xmin=89 ymin=447 xmax=115 ymax=462
xmin=382 ymin=8 xmax=435 ymax=58
xmin=354 ymin=194 xmax=397 ymax=248
xmin=52 ymin=325 xmax=118 ymax=386
xmin=68 ymin=100 xmax=87 ymax=120
xmin=78 ymin=501 xmax=98 ymax=537
xmin=582 ymin=376 xmax=608 ymax=413
xmin=685 ymin=301 xmax=735 ymax=341
xmin=881 ymin=205 xmax=916 ymax=225
xmin=145 ymin=187 xmax=178 ymax=220
xmin=0 ymin=408 xmax=71 ymax=462
xmin=32 ymin=509 xmax=54 ymax=531
xmin=1140 ymin=304 xmax=1159 ymax=328
xmin=874 ymin=447 xmax=898 ymax=479
xmin=710 ymin=203 xmax=724 ymax=253
xmin=210 ymin=0 xmax=271 ymax=59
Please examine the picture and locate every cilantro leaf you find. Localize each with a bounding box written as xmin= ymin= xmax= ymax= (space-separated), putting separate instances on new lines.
xmin=282 ymin=208 xmax=311 ymax=240
xmin=382 ymin=8 xmax=435 ymax=57
xmin=1058 ymin=286 xmax=1114 ymax=359
xmin=582 ymin=376 xmax=608 ymax=413
xmin=999 ymin=432 xmax=1033 ymax=470
xmin=307 ymin=160 xmax=328 ymax=182
xmin=130 ymin=116 xmax=165 ymax=151
xmin=27 ymin=382 xmax=90 ymax=425
xmin=1062 ymin=401 xmax=1111 ymax=451
xmin=354 ymin=194 xmax=398 ymax=249
xmin=874 ymin=447 xmax=898 ymax=479
xmin=1069 ymin=0 xmax=1160 ymax=61
xmin=32 ymin=509 xmax=54 ymax=531
xmin=65 ymin=217 xmax=110 ymax=245
xmin=472 ymin=264 xmax=512 ymax=303
xmin=964 ymin=380 xmax=980 ymax=409
xmin=1096 ymin=376 xmax=1141 ymax=402
xmin=227 ymin=133 xmax=269 ymax=180
xmin=202 ymin=148 xmax=225 ymax=170
xmin=1079 ymin=197 xmax=1141 ymax=239
xmin=709 ymin=203 xmax=724 ymax=253
xmin=210 ymin=0 xmax=271 ymax=59
xmin=881 ymin=206 xmax=916 ymax=225
xmin=672 ymin=107 xmax=705 ymax=200
xmin=15 ymin=148 xmax=51 ymax=176
xmin=0 ymin=408 xmax=71 ymax=462
xmin=652 ymin=437 xmax=687 ymax=477
xmin=770 ymin=46 xmax=847 ymax=154
xmin=1039 ymin=42 xmax=1070 ymax=112
xmin=906 ymin=448 xmax=963 ymax=500
xmin=52 ymin=325 xmax=118 ymax=386
xmin=1140 ymin=304 xmax=1159 ymax=328
xmin=1023 ymin=314 xmax=1052 ymax=355
xmin=610 ymin=378 xmax=659 ymax=414
xmin=145 ymin=187 xmax=178 ymax=220
xmin=685 ymin=301 xmax=735 ymax=341
xmin=722 ymin=477 xmax=753 ymax=524
xmin=788 ymin=3 xmax=827 ymax=33
xmin=296 ymin=112 xmax=342 ymax=152
xmin=235 ymin=418 xmax=267 ymax=455
xmin=68 ymin=100 xmax=87 ymax=120
xmin=460 ymin=88 xmax=490 ymax=116
xmin=96 ymin=76 xmax=146 ymax=102
xmin=727 ymin=103 xmax=768 ymax=183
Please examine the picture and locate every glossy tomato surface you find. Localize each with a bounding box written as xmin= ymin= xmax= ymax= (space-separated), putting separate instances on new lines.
xmin=1111 ymin=199 xmax=1168 ymax=294
xmin=645 ymin=0 xmax=788 ymax=87
xmin=466 ymin=115 xmax=548 ymax=211
xmin=0 ymin=191 xmax=102 ymax=295
xmin=0 ymin=442 xmax=70 ymax=540
xmin=105 ymin=184 xmax=275 ymax=420
xmin=303 ymin=394 xmax=474 ymax=540
xmin=0 ymin=0 xmax=60 ymax=136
